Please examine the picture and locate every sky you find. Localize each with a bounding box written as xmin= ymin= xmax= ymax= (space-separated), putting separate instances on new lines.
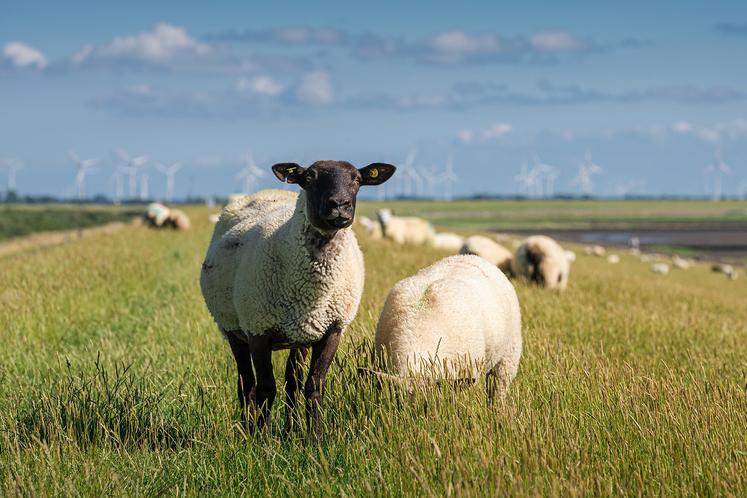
xmin=2 ymin=0 xmax=747 ymax=199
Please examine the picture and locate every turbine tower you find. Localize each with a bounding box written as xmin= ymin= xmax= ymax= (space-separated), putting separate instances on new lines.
xmin=573 ymin=148 xmax=603 ymax=196
xmin=439 ymin=157 xmax=459 ymax=201
xmin=156 ymin=162 xmax=183 ymax=202
xmin=514 ymin=161 xmax=534 ymax=197
xmin=1 ymin=158 xmax=23 ymax=193
xmin=235 ymin=151 xmax=265 ymax=194
xmin=69 ymin=151 xmax=97 ymax=200
xmin=398 ymin=149 xmax=418 ymax=198
xmin=532 ymin=154 xmax=559 ymax=198
xmin=705 ymin=149 xmax=731 ymax=201
xmin=115 ymin=149 xmax=148 ymax=199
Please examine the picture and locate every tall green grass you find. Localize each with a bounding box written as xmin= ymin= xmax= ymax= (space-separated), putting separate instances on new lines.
xmin=0 ymin=205 xmax=745 ymax=496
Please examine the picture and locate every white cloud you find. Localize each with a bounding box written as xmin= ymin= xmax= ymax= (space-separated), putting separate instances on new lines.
xmin=456 ymin=129 xmax=475 ymax=144
xmin=668 ymin=119 xmax=747 ymax=143
xmin=457 ymin=122 xmax=513 ymax=144
xmin=235 ymin=75 xmax=284 ymax=96
xmin=530 ymin=31 xmax=585 ymax=51
xmin=481 ymin=122 xmax=513 ymax=140
xmin=296 ymin=70 xmax=334 ymax=105
xmin=2 ymin=41 xmax=48 ymax=69
xmin=72 ymin=23 xmax=211 ymax=65
xmin=430 ymin=31 xmax=500 ymax=54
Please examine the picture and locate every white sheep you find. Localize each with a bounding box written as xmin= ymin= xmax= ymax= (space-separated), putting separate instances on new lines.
xmin=671 ymin=255 xmax=691 ymax=270
xmin=650 ymin=263 xmax=670 ymax=274
xmin=711 ymin=263 xmax=738 ymax=280
xmin=459 ymin=235 xmax=513 ymax=273
xmin=145 ymin=202 xmax=170 ymax=227
xmin=356 ymin=215 xmax=383 ymax=239
xmin=375 ymin=255 xmax=522 ymax=399
xmin=200 ymin=160 xmax=395 ymax=434
xmin=512 ymin=235 xmax=570 ymax=290
xmin=607 ymin=254 xmax=620 ymax=264
xmin=564 ymin=250 xmax=577 ymax=263
xmin=165 ymin=208 xmax=191 ymax=230
xmin=584 ymin=244 xmax=606 ymax=257
xmin=376 ymin=208 xmax=435 ymax=245
xmin=431 ymin=232 xmax=464 ymax=252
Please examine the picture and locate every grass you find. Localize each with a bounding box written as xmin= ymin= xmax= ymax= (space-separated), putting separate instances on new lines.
xmin=357 ymin=199 xmax=747 ymax=230
xmin=0 ymin=203 xmax=746 ymax=496
xmin=0 ymin=204 xmax=139 ymax=242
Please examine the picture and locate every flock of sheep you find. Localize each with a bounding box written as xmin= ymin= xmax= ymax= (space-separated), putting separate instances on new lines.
xmin=189 ymin=159 xmax=741 ymax=436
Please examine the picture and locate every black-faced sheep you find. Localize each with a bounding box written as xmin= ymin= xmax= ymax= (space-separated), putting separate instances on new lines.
xmin=512 ymin=235 xmax=570 ymax=290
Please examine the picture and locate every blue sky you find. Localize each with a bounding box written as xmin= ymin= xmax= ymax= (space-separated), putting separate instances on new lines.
xmin=2 ymin=0 xmax=747 ymax=199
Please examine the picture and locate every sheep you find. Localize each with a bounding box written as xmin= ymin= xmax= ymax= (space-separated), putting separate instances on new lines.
xmin=459 ymin=235 xmax=513 ymax=273
xmin=584 ymin=244 xmax=606 ymax=257
xmin=607 ymin=254 xmax=620 ymax=264
xmin=650 ymin=263 xmax=669 ymax=275
xmin=145 ymin=202 xmax=170 ymax=227
xmin=432 ymin=232 xmax=465 ymax=252
xmin=564 ymin=250 xmax=577 ymax=263
xmin=208 ymin=213 xmax=220 ymax=224
xmin=512 ymin=235 xmax=570 ymax=290
xmin=356 ymin=215 xmax=383 ymax=239
xmin=165 ymin=209 xmax=191 ymax=230
xmin=200 ymin=160 xmax=395 ymax=435
xmin=711 ymin=263 xmax=738 ymax=280
xmin=374 ymin=255 xmax=522 ymax=399
xmin=671 ymin=255 xmax=691 ymax=270
xmin=376 ymin=208 xmax=435 ymax=245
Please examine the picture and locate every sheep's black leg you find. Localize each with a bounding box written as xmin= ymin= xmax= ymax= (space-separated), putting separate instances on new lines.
xmin=226 ymin=332 xmax=256 ymax=426
xmin=247 ymin=335 xmax=276 ymax=430
xmin=304 ymin=324 xmax=342 ymax=438
xmin=283 ymin=347 xmax=309 ymax=434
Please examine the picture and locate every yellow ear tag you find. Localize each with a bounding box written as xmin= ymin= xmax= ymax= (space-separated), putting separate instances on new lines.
xmin=369 ymin=168 xmax=379 ymax=178
xmin=287 ymin=166 xmax=296 ymax=173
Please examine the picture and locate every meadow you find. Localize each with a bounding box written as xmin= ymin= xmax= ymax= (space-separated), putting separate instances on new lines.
xmin=0 ymin=202 xmax=746 ymax=496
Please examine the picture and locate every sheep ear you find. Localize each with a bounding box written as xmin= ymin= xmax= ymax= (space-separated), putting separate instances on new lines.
xmin=272 ymin=163 xmax=305 ymax=184
xmin=359 ymin=163 xmax=396 ymax=186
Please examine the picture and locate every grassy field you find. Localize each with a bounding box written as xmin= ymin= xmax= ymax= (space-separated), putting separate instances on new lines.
xmin=1 ymin=203 xmax=746 ymax=496
xmin=0 ymin=204 xmax=139 ymax=242
xmin=358 ymin=199 xmax=747 ymax=230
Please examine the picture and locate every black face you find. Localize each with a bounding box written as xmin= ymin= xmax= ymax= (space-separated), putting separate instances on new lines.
xmin=272 ymin=160 xmax=396 ymax=232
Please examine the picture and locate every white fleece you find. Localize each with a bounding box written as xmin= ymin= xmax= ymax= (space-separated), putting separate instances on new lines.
xmin=512 ymin=235 xmax=570 ymax=290
xmin=432 ymin=232 xmax=464 ymax=252
xmin=375 ymin=255 xmax=522 ymax=393
xmin=459 ymin=235 xmax=513 ymax=273
xmin=376 ymin=209 xmax=435 ymax=245
xmin=200 ymin=189 xmax=365 ymax=348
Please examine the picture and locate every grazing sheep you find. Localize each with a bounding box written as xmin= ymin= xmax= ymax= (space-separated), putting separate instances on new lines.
xmin=145 ymin=202 xmax=170 ymax=227
xmin=671 ymin=255 xmax=691 ymax=270
xmin=356 ymin=215 xmax=383 ymax=239
xmin=564 ymin=250 xmax=577 ymax=263
xmin=432 ymin=232 xmax=465 ymax=252
xmin=375 ymin=255 xmax=522 ymax=399
xmin=208 ymin=213 xmax=220 ymax=224
xmin=650 ymin=263 xmax=670 ymax=275
xmin=376 ymin=209 xmax=435 ymax=245
xmin=512 ymin=235 xmax=570 ymax=290
xmin=165 ymin=209 xmax=191 ymax=230
xmin=459 ymin=235 xmax=513 ymax=273
xmin=607 ymin=254 xmax=620 ymax=264
xmin=200 ymin=160 xmax=395 ymax=434
xmin=584 ymin=244 xmax=606 ymax=257
xmin=712 ymin=263 xmax=738 ymax=280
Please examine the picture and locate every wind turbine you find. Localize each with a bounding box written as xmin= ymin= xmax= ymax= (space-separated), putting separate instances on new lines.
xmin=115 ymin=149 xmax=148 ymax=199
xmin=398 ymin=149 xmax=418 ymax=198
xmin=514 ymin=161 xmax=534 ymax=197
xmin=156 ymin=161 xmax=183 ymax=202
xmin=69 ymin=151 xmax=97 ymax=200
xmin=438 ymin=157 xmax=459 ymax=201
xmin=531 ymin=154 xmax=558 ymax=198
xmin=1 ymin=158 xmax=23 ymax=193
xmin=573 ymin=148 xmax=603 ymax=196
xmin=235 ymin=151 xmax=265 ymax=194
xmin=705 ymin=149 xmax=731 ymax=201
